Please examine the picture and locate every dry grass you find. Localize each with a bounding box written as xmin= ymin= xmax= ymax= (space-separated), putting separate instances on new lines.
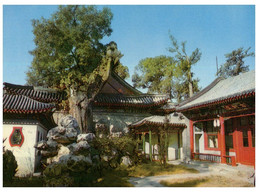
xmin=160 ymin=175 xmax=254 ymax=187
xmin=128 ymin=162 xmax=199 ymax=177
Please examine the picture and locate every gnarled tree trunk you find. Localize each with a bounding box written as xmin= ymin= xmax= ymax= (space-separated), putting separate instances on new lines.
xmin=69 ymin=90 xmax=94 ymax=133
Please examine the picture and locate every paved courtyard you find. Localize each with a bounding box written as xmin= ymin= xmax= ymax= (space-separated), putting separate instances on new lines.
xmin=129 ymin=160 xmax=255 ymax=187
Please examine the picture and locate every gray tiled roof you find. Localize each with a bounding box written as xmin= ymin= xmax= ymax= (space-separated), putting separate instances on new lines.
xmin=3 ymin=82 xmax=66 ymax=103
xmin=129 ymin=114 xmax=186 ymax=128
xmin=177 ymin=70 xmax=255 ymax=111
xmin=94 ymin=94 xmax=170 ymax=107
xmin=3 ymin=94 xmax=55 ymax=114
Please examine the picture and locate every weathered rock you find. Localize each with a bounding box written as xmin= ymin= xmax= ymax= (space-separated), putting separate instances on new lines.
xmin=77 ymin=133 xmax=95 ymax=143
xmin=48 ymin=127 xmax=78 ymax=144
xmin=121 ymin=156 xmax=132 ymax=167
xmin=59 ymin=154 xmax=92 ymax=167
xmin=34 ymin=140 xmax=48 ymax=150
xmin=66 ymin=128 xmax=78 ymax=141
xmin=46 ymin=139 xmax=58 ymax=149
xmin=47 ymin=145 xmax=70 ymax=164
xmin=47 ymin=127 xmax=59 ymax=138
xmin=59 ymin=115 xmax=81 ymax=134
xmin=68 ymin=141 xmax=90 ymax=155
xmin=35 ymin=139 xmax=58 ymax=158
xmin=41 ymin=150 xmax=58 ymax=158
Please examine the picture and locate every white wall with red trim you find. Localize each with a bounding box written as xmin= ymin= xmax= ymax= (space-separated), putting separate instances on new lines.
xmin=3 ymin=123 xmax=47 ymax=177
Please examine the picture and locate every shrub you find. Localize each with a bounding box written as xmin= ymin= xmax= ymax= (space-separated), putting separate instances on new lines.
xmin=3 ymin=150 xmax=18 ymax=183
xmin=92 ymin=135 xmax=138 ymax=169
xmin=43 ymin=160 xmax=100 ymax=187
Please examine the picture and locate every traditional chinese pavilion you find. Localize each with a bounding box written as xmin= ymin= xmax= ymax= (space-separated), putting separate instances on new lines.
xmin=3 ymin=82 xmax=64 ymax=176
xmin=128 ymin=113 xmax=189 ymax=161
xmin=176 ymin=70 xmax=255 ymax=166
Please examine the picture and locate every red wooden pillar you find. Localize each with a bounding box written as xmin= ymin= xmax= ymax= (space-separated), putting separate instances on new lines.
xmin=190 ymin=120 xmax=194 ymax=159
xmin=220 ymin=116 xmax=226 ymax=163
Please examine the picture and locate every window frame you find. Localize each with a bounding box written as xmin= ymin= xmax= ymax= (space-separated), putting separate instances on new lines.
xmin=9 ymin=127 xmax=24 ymax=147
xmin=204 ymin=121 xmax=220 ymax=151
xmin=224 ymin=118 xmax=235 ymax=152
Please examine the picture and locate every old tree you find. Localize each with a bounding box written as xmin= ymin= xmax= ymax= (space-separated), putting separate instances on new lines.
xmin=26 ymin=5 xmax=129 ymax=133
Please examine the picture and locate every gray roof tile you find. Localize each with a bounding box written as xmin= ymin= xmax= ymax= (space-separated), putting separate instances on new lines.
xmin=177 ymin=70 xmax=255 ymax=111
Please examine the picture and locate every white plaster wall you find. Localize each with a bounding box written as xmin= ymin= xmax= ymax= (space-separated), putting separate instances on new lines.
xmin=181 ymin=117 xmax=190 ymax=160
xmin=168 ymin=133 xmax=179 ymax=160
xmin=3 ymin=124 xmax=38 ymax=177
xmin=143 ymin=132 xmax=183 ymax=161
xmin=93 ymin=110 xmax=151 ymax=134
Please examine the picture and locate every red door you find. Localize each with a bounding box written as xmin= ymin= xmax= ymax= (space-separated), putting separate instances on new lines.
xmin=236 ymin=116 xmax=255 ymax=166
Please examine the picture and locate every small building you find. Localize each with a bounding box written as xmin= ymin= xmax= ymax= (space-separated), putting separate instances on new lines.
xmin=176 ymin=71 xmax=255 ymax=167
xmin=93 ymin=72 xmax=191 ymax=160
xmin=129 ymin=113 xmax=190 ymax=161
xmin=3 ymin=83 xmax=63 ymax=176
xmin=93 ymin=71 xmax=170 ymax=136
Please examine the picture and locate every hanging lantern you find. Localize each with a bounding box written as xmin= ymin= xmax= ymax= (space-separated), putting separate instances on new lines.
xmin=213 ymin=119 xmax=220 ymax=127
xmin=213 ymin=119 xmax=217 ymax=127
xmin=216 ymin=119 xmax=220 ymax=127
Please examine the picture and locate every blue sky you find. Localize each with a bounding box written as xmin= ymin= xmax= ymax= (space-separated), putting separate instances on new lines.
xmin=3 ymin=5 xmax=255 ymax=91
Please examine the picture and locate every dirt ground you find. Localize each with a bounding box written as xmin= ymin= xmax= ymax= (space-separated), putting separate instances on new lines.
xmin=160 ymin=175 xmax=254 ymax=187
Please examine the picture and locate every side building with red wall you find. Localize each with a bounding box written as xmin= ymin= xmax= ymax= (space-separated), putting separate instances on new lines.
xmin=176 ymin=70 xmax=255 ymax=167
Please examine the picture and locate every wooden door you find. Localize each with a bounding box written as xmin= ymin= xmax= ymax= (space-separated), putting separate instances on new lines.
xmin=236 ymin=116 xmax=255 ymax=166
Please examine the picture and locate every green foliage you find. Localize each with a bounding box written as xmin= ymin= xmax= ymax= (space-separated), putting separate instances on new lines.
xmin=3 ymin=150 xmax=18 ymax=183
xmin=158 ymin=127 xmax=169 ymax=168
xmin=217 ymin=47 xmax=254 ymax=78
xmin=26 ymin=5 xmax=129 ymax=92
xmin=27 ymin=5 xmax=111 ymax=87
xmin=168 ymin=34 xmax=202 ymax=100
xmin=132 ymin=55 xmax=176 ymax=97
xmin=3 ymin=177 xmax=44 ymax=187
xmin=93 ymin=136 xmax=138 ymax=169
xmin=26 ymin=5 xmax=129 ymax=133
xmin=43 ymin=161 xmax=101 ymax=187
xmin=132 ymin=35 xmax=201 ymax=103
xmin=172 ymin=77 xmax=200 ymax=102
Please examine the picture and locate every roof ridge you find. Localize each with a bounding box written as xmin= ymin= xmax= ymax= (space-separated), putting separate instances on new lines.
xmin=96 ymin=93 xmax=169 ymax=98
xmin=177 ymin=77 xmax=224 ymax=107
xmin=111 ymin=71 xmax=142 ymax=95
xmin=3 ymin=82 xmax=34 ymax=90
xmin=4 ymin=82 xmax=61 ymax=93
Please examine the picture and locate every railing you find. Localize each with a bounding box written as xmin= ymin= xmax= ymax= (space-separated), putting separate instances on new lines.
xmin=192 ymin=152 xmax=221 ymax=163
xmin=192 ymin=153 xmax=236 ymax=166
xmin=224 ymin=155 xmax=236 ymax=166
